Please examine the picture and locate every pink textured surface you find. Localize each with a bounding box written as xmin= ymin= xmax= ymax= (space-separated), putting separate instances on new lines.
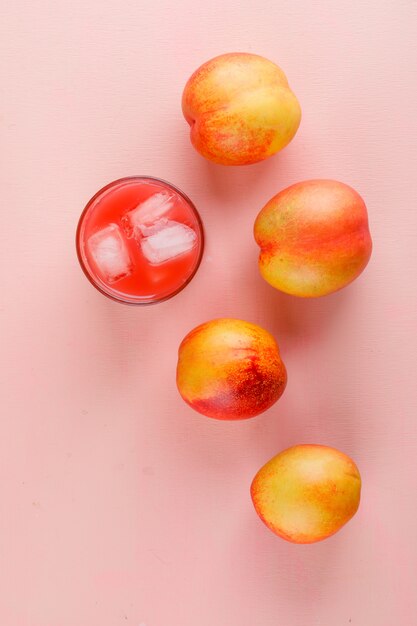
xmin=1 ymin=1 xmax=416 ymax=625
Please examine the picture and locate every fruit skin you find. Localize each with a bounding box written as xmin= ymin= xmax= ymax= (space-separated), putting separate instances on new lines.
xmin=182 ymin=52 xmax=301 ymax=166
xmin=176 ymin=318 xmax=287 ymax=420
xmin=251 ymin=444 xmax=361 ymax=543
xmin=254 ymin=179 xmax=372 ymax=297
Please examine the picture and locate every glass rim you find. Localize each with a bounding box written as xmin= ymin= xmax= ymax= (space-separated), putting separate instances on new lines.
xmin=76 ymin=175 xmax=205 ymax=306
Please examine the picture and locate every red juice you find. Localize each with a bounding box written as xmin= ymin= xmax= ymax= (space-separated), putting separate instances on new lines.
xmin=76 ymin=177 xmax=204 ymax=304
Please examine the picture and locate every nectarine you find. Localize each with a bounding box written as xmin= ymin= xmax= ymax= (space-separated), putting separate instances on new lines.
xmin=251 ymin=444 xmax=361 ymax=543
xmin=254 ymin=179 xmax=372 ymax=297
xmin=182 ymin=53 xmax=301 ymax=165
xmin=176 ymin=318 xmax=287 ymax=420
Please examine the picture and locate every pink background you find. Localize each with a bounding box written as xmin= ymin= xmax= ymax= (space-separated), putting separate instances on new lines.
xmin=1 ymin=1 xmax=416 ymax=625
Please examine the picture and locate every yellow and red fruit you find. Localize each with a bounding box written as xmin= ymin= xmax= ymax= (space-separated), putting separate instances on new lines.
xmin=251 ymin=444 xmax=361 ymax=543
xmin=176 ymin=318 xmax=287 ymax=420
xmin=254 ymin=179 xmax=372 ymax=297
xmin=182 ymin=53 xmax=301 ymax=166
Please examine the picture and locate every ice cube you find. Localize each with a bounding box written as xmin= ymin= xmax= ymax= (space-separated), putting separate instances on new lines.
xmin=140 ymin=220 xmax=197 ymax=265
xmin=87 ymin=223 xmax=133 ymax=283
xmin=121 ymin=191 xmax=175 ymax=237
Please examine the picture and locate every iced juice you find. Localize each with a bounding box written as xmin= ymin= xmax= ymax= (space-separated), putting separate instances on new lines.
xmin=76 ymin=177 xmax=204 ymax=304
